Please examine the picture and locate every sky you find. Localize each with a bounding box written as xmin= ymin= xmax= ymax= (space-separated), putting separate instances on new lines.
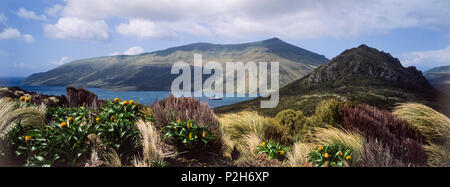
xmin=0 ymin=0 xmax=449 ymax=77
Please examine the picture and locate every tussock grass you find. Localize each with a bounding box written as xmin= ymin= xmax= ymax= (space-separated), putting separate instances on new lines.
xmin=286 ymin=142 xmax=313 ymax=167
xmin=0 ymin=98 xmax=46 ymax=134
xmin=314 ymin=127 xmax=363 ymax=158
xmin=393 ymin=103 xmax=450 ymax=146
xmin=393 ymin=103 xmax=450 ymax=166
xmin=219 ymin=111 xmax=269 ymax=162
xmin=132 ymin=120 xmax=163 ymax=167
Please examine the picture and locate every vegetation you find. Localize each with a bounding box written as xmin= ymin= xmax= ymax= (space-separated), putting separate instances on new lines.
xmin=162 ymin=119 xmax=215 ymax=150
xmin=393 ymin=103 xmax=450 ymax=166
xmin=307 ymin=142 xmax=353 ymax=167
xmin=0 ymin=87 xmax=448 ymax=167
xmin=257 ymin=141 xmax=289 ymax=160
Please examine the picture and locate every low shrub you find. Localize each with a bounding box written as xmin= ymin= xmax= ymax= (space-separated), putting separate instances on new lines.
xmin=152 ymin=95 xmax=221 ymax=144
xmin=311 ymin=98 xmax=345 ymax=127
xmin=257 ymin=141 xmax=289 ymax=160
xmin=275 ymin=109 xmax=308 ymax=132
xmin=162 ymin=119 xmax=215 ymax=150
xmin=5 ymin=118 xmax=93 ymax=167
xmin=97 ymin=99 xmax=141 ymax=164
xmin=263 ymin=119 xmax=292 ymax=145
xmin=357 ymin=138 xmax=405 ymax=167
xmin=307 ymin=142 xmax=354 ymax=167
xmin=342 ymin=104 xmax=427 ymax=165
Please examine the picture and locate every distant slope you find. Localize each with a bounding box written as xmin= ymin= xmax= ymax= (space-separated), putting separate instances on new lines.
xmin=23 ymin=38 xmax=328 ymax=91
xmin=424 ymin=65 xmax=450 ymax=93
xmin=216 ymin=45 xmax=450 ymax=116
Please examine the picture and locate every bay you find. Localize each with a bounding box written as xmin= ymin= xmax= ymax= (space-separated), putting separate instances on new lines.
xmin=0 ymin=77 xmax=254 ymax=108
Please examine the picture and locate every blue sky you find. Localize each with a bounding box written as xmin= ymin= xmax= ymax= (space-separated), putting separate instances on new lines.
xmin=0 ymin=0 xmax=449 ymax=77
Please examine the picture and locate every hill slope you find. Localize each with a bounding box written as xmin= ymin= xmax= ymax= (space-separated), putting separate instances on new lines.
xmin=215 ymin=45 xmax=450 ymax=116
xmin=424 ymin=65 xmax=450 ymax=93
xmin=23 ymin=38 xmax=328 ymax=91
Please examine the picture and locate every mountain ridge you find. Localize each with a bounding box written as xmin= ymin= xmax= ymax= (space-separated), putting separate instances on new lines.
xmin=215 ymin=44 xmax=449 ymax=116
xmin=23 ymin=38 xmax=328 ymax=91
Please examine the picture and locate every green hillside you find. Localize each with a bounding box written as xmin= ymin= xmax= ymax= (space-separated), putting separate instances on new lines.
xmin=215 ymin=45 xmax=450 ymax=116
xmin=23 ymin=38 xmax=328 ymax=91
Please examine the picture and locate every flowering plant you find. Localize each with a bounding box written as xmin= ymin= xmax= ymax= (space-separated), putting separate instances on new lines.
xmin=307 ymin=142 xmax=353 ymax=167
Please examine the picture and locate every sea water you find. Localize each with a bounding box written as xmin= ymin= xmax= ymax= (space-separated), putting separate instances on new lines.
xmin=0 ymin=77 xmax=255 ymax=108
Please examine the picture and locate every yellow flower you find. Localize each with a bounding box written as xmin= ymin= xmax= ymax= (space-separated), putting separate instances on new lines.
xmin=129 ymin=100 xmax=134 ymax=105
xmin=261 ymin=141 xmax=266 ymax=147
xmin=186 ymin=121 xmax=191 ymax=129
xmin=324 ymin=153 xmax=329 ymax=158
xmin=202 ymin=131 xmax=206 ymax=138
xmin=8 ymin=97 xmax=12 ymax=102
xmin=122 ymin=101 xmax=128 ymax=105
xmin=279 ymin=150 xmax=285 ymax=156
xmin=189 ymin=132 xmax=193 ymax=139
xmin=60 ymin=121 xmax=67 ymax=128
xmin=173 ymin=126 xmax=177 ymax=130
xmin=114 ymin=98 xmax=120 ymax=102
xmin=96 ymin=117 xmax=101 ymax=123
xmin=338 ymin=151 xmax=343 ymax=156
xmin=110 ymin=115 xmax=114 ymax=121
xmin=83 ymin=102 xmax=86 ymax=107
xmin=177 ymin=118 xmax=181 ymax=124
xmin=19 ymin=96 xmax=25 ymax=101
xmin=114 ymin=119 xmax=117 ymax=123
xmin=346 ymin=155 xmax=352 ymax=161
xmin=318 ymin=146 xmax=323 ymax=151
xmin=68 ymin=117 xmax=74 ymax=123
xmin=24 ymin=135 xmax=31 ymax=142
xmin=50 ymin=127 xmax=54 ymax=131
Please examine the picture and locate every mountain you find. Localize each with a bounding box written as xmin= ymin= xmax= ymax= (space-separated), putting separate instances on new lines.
xmin=23 ymin=38 xmax=328 ymax=91
xmin=215 ymin=44 xmax=450 ymax=116
xmin=424 ymin=65 xmax=450 ymax=93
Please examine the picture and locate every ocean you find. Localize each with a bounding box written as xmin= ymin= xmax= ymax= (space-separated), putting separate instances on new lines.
xmin=0 ymin=77 xmax=255 ymax=108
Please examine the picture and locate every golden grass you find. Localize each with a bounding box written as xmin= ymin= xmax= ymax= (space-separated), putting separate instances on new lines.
xmin=393 ymin=103 xmax=450 ymax=145
xmin=393 ymin=103 xmax=450 ymax=166
xmin=314 ymin=127 xmax=363 ymax=157
xmin=219 ymin=111 xmax=270 ymax=163
xmin=132 ymin=120 xmax=163 ymax=167
xmin=0 ymin=98 xmax=46 ymax=136
xmin=286 ymin=142 xmax=313 ymax=167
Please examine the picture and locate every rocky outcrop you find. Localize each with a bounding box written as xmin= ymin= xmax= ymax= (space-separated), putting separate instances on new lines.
xmin=0 ymin=86 xmax=100 ymax=108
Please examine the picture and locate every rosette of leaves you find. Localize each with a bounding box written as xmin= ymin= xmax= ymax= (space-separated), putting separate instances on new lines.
xmin=162 ymin=120 xmax=215 ymax=150
xmin=307 ymin=142 xmax=353 ymax=167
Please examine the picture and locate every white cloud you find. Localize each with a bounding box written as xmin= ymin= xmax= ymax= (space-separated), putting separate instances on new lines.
xmin=49 ymin=56 xmax=70 ymax=66
xmin=0 ymin=28 xmax=35 ymax=43
xmin=401 ymin=47 xmax=450 ymax=69
xmin=45 ymin=4 xmax=64 ymax=17
xmin=116 ymin=19 xmax=177 ymax=40
xmin=0 ymin=28 xmax=21 ymax=39
xmin=44 ymin=17 xmax=109 ymax=41
xmin=52 ymin=0 xmax=450 ymax=40
xmin=17 ymin=7 xmax=47 ymax=21
xmin=110 ymin=46 xmax=145 ymax=56
xmin=22 ymin=34 xmax=35 ymax=43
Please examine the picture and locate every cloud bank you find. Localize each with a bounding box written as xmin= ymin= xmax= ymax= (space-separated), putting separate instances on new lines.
xmin=42 ymin=0 xmax=450 ymax=41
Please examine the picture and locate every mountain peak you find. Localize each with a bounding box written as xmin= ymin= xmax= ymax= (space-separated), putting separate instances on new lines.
xmin=303 ymin=45 xmax=433 ymax=92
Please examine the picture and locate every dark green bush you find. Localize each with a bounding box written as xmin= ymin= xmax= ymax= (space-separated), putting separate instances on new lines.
xmin=312 ymin=99 xmax=345 ymax=127
xmin=96 ymin=99 xmax=141 ymax=164
xmin=275 ymin=109 xmax=307 ymax=132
